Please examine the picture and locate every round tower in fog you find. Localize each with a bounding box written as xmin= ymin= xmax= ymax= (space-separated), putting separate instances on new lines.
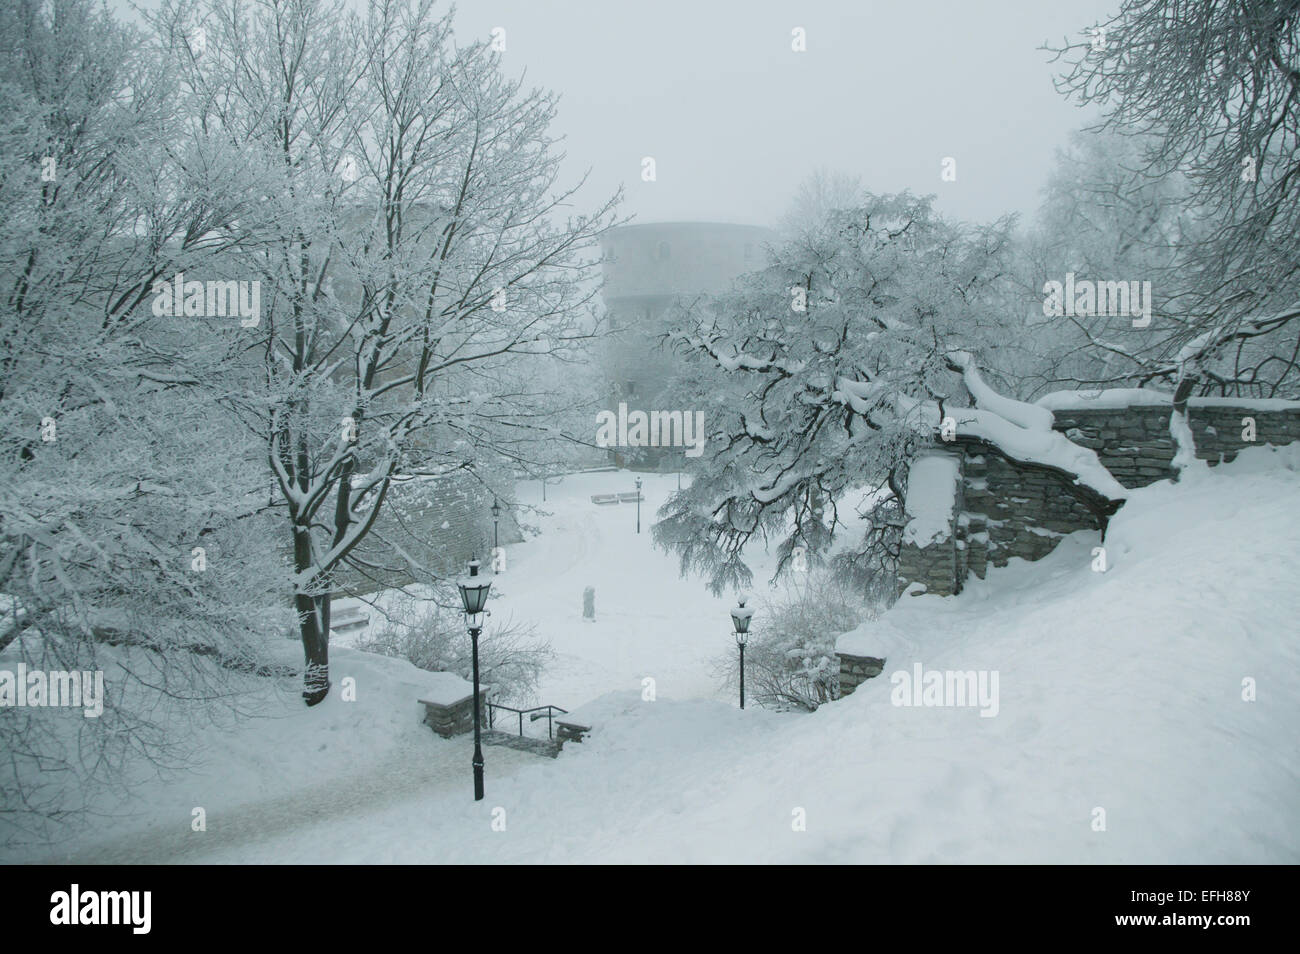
xmin=599 ymin=221 xmax=773 ymax=327
xmin=598 ymin=221 xmax=773 ymax=406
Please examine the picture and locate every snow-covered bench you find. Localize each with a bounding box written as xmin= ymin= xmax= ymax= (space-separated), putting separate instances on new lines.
xmin=330 ymin=604 xmax=369 ymax=634
xmin=590 ymin=492 xmax=644 ymax=506
xmin=554 ymin=705 xmax=594 ymax=749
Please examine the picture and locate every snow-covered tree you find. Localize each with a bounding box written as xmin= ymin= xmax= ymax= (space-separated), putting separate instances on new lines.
xmin=712 ymin=570 xmax=865 ymax=711
xmin=1016 ymin=128 xmax=1206 ymax=395
xmin=1049 ymin=0 xmax=1300 ymax=400
xmin=155 ymin=0 xmax=619 ymax=704
xmin=0 ymin=0 xmax=289 ymax=829
xmin=653 ymin=190 xmax=1018 ymax=599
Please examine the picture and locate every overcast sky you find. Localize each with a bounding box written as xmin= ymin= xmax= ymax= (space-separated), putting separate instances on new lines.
xmin=453 ymin=0 xmax=1119 ymax=230
xmin=121 ymin=0 xmax=1119 ymax=230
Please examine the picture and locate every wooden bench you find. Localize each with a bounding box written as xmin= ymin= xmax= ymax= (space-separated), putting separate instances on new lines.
xmin=590 ymin=494 xmax=621 ymax=505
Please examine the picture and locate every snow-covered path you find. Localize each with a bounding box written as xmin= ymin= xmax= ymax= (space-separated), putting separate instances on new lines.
xmin=10 ymin=453 xmax=1300 ymax=863
xmin=45 ymin=736 xmax=537 ymax=865
xmin=15 ymin=471 xmax=736 ymax=863
xmin=425 ymin=471 xmax=768 ymax=710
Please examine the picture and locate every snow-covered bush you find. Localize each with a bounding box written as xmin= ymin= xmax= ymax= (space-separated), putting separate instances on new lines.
xmin=357 ymin=595 xmax=553 ymax=705
xmin=715 ymin=573 xmax=867 ymax=711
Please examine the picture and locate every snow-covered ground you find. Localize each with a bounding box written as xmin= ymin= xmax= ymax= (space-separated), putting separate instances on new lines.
xmin=328 ymin=470 xmax=775 ymax=710
xmin=447 ymin=470 xmax=764 ymax=710
xmin=8 ymin=454 xmax=1300 ymax=863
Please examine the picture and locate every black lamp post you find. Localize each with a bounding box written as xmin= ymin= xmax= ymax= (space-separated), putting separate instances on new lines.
xmin=731 ymin=599 xmax=753 ymax=709
xmin=457 ymin=558 xmax=492 ymax=800
xmin=490 ymin=499 xmax=501 ymax=573
xmin=635 ymin=477 xmax=643 ymax=534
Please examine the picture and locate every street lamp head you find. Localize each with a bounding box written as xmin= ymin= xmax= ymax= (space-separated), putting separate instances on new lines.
xmin=731 ymin=598 xmax=753 ymax=645
xmin=491 ymin=499 xmax=500 ymax=520
xmin=458 ymin=558 xmax=492 ymax=617
xmin=635 ymin=477 xmax=642 ymax=490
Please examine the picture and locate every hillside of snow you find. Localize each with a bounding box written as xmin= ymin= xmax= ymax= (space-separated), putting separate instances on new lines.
xmin=7 ymin=450 xmax=1299 ymax=863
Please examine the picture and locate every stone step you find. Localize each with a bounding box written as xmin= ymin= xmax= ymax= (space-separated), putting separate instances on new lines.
xmin=481 ymin=729 xmax=561 ymax=759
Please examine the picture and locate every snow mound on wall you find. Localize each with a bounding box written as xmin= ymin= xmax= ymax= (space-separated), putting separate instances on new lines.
xmin=836 ymin=613 xmax=921 ymax=660
xmin=902 ymin=454 xmax=960 ymax=546
xmin=949 ymin=351 xmax=1055 ymax=431
xmin=941 ymin=355 xmax=1125 ymax=501
xmin=417 ymin=670 xmax=474 ymax=706
xmin=951 ymin=406 xmax=1128 ymax=500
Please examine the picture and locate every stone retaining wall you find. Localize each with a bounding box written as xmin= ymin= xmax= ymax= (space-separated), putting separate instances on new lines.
xmin=1052 ymin=402 xmax=1300 ymax=488
xmin=959 ymin=450 xmax=1106 ymax=580
xmin=895 ymin=398 xmax=1300 ymax=599
xmin=838 ymin=653 xmax=886 ymax=697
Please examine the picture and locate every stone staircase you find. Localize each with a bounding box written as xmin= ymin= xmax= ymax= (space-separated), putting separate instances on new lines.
xmin=482 ymin=729 xmax=560 ymax=759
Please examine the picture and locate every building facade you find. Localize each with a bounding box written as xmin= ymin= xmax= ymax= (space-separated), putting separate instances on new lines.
xmin=597 ymin=221 xmax=774 ymax=467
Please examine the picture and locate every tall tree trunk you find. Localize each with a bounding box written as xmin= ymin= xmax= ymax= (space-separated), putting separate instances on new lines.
xmin=294 ymin=521 xmax=331 ymax=706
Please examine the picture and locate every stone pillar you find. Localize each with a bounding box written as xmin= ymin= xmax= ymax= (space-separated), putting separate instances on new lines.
xmin=419 ymin=693 xmax=475 ymax=738
xmin=896 ymin=448 xmax=965 ymax=596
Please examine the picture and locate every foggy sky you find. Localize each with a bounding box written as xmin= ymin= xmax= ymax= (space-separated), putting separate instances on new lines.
xmin=119 ymin=0 xmax=1120 ymax=230
xmin=456 ymin=0 xmax=1119 ymax=230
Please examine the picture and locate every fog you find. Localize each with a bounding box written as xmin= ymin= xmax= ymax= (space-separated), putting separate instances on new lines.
xmin=117 ymin=0 xmax=1120 ymax=228
xmin=453 ymin=0 xmax=1119 ymax=227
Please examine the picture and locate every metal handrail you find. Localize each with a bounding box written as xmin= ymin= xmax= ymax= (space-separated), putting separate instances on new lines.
xmin=485 ymin=702 xmax=569 ymax=740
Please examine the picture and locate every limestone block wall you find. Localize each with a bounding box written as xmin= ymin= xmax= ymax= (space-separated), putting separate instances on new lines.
xmin=1050 ymin=400 xmax=1300 ymax=489
xmin=838 ymin=653 xmax=886 ymax=697
xmin=420 ymin=694 xmax=476 ymax=738
xmin=960 ymin=451 xmax=1105 ymax=576
xmin=893 ymin=398 xmax=1300 ymax=598
xmin=897 ymin=445 xmax=1106 ymax=597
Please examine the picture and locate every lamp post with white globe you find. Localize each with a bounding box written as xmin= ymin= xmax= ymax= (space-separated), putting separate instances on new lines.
xmin=731 ymin=600 xmax=753 ymax=709
xmin=457 ymin=559 xmax=492 ymax=800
